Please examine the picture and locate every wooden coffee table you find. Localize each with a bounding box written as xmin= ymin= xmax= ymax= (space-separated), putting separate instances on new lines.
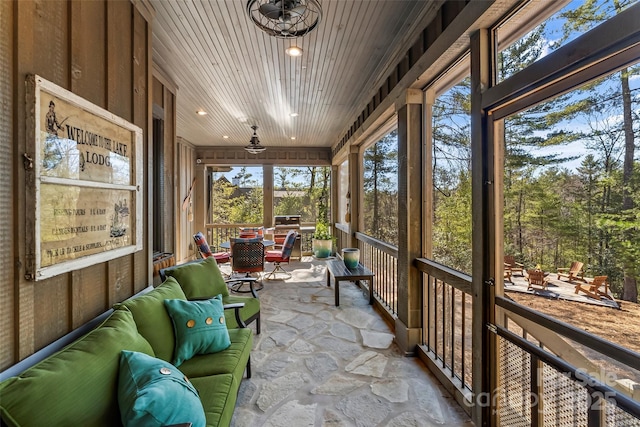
xmin=326 ymin=259 xmax=375 ymax=307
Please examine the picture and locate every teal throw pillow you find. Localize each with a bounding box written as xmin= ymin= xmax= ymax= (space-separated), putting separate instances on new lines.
xmin=118 ymin=350 xmax=206 ymax=427
xmin=164 ymin=295 xmax=231 ymax=367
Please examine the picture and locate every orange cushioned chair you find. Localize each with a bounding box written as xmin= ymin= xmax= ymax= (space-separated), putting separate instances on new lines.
xmin=193 ymin=231 xmax=230 ymax=265
xmin=264 ymin=230 xmax=298 ymax=280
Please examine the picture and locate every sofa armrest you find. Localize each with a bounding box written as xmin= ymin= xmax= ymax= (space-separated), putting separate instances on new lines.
xmin=223 ymin=302 xmax=247 ymax=328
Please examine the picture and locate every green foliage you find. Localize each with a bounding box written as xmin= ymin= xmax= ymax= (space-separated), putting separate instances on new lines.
xmin=209 ymin=168 xmax=263 ymax=224
xmin=363 ymin=130 xmax=398 ymax=246
xmin=433 ymin=7 xmax=639 ymax=302
xmin=312 ymin=221 xmax=333 ymax=241
xmin=431 ymin=78 xmax=472 ymax=274
xmin=274 ymin=166 xmax=330 ymax=223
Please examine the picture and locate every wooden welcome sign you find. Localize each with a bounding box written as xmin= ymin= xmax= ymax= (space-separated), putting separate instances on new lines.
xmin=25 ymin=75 xmax=143 ymax=280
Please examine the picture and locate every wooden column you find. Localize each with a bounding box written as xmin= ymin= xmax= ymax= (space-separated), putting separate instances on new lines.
xmin=395 ymin=88 xmax=423 ymax=354
xmin=330 ymin=164 xmax=339 ymax=227
xmin=348 ymin=146 xmax=360 ymax=248
xmin=423 ymin=89 xmax=435 ymax=258
xmin=194 ymin=163 xmax=208 ymax=235
xmin=263 ymin=165 xmax=274 ymax=228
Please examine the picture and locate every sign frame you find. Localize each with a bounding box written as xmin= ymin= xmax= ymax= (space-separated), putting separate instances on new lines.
xmin=25 ymin=74 xmax=143 ymax=281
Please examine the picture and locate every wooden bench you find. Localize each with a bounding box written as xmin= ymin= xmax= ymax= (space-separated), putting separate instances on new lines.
xmin=326 ymin=259 xmax=375 ymax=307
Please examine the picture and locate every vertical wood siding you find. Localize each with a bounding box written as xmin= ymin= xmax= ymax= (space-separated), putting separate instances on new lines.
xmin=0 ymin=0 xmax=151 ymax=370
xmin=176 ymin=140 xmax=196 ymax=264
xmin=0 ymin=0 xmax=14 ymax=369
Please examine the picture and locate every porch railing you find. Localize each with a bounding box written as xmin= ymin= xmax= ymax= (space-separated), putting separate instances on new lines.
xmin=334 ymin=225 xmax=399 ymax=317
xmin=415 ymin=258 xmax=474 ymax=411
xmin=413 ymin=258 xmax=640 ymax=424
xmin=495 ymin=297 xmax=640 ymax=426
xmin=355 ymin=232 xmax=398 ymax=317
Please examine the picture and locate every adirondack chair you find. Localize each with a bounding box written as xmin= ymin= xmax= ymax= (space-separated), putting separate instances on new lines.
xmin=557 ymin=261 xmax=584 ymax=282
xmin=575 ymin=275 xmax=613 ymax=300
xmin=504 ymin=255 xmax=525 ymax=278
xmin=527 ymin=269 xmax=548 ymax=291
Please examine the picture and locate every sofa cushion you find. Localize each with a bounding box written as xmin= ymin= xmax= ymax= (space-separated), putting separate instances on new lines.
xmin=118 ymin=350 xmax=206 ymax=427
xmin=164 ymin=296 xmax=231 ymax=367
xmin=0 ymin=309 xmax=153 ymax=427
xmin=179 ymin=328 xmax=252 ymax=380
xmin=189 ymin=374 xmax=238 ymax=427
xmin=163 ymin=257 xmax=229 ymax=299
xmin=115 ymin=277 xmax=186 ymax=362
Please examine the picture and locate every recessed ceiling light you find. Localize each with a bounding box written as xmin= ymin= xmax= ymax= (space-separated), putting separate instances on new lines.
xmin=196 ymin=110 xmax=207 ymax=116
xmin=289 ymin=113 xmax=299 ymax=117
xmin=290 ymin=137 xmax=296 ymax=140
xmin=285 ymin=46 xmax=303 ymax=57
xmin=223 ymin=135 xmax=229 ymax=139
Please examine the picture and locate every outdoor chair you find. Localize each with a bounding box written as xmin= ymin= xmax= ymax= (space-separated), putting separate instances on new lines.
xmin=193 ymin=231 xmax=230 ymax=266
xmin=229 ymin=237 xmax=265 ymax=293
xmin=526 ymin=269 xmax=549 ymax=291
xmin=575 ymin=275 xmax=613 ymax=301
xmin=264 ymin=230 xmax=298 ymax=280
xmin=557 ymin=261 xmax=585 ymax=282
xmin=504 ymin=255 xmax=525 ymax=278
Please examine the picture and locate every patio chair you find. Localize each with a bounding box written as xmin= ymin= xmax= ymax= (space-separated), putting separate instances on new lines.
xmin=557 ymin=261 xmax=585 ymax=282
xmin=229 ymin=237 xmax=265 ymax=293
xmin=526 ymin=269 xmax=548 ymax=291
xmin=264 ymin=230 xmax=298 ymax=280
xmin=193 ymin=231 xmax=230 ymax=266
xmin=575 ymin=275 xmax=613 ymax=300
xmin=504 ymin=255 xmax=525 ymax=278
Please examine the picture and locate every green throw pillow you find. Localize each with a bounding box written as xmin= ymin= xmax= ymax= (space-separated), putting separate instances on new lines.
xmin=164 ymin=295 xmax=231 ymax=367
xmin=118 ymin=350 xmax=206 ymax=427
xmin=114 ymin=277 xmax=186 ymax=362
xmin=164 ymin=257 xmax=229 ymax=299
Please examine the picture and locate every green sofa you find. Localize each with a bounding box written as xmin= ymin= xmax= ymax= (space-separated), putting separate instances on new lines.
xmin=0 ymin=277 xmax=252 ymax=427
xmin=160 ymin=257 xmax=261 ymax=334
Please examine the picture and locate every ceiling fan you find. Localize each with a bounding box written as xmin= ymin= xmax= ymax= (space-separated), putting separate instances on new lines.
xmin=247 ymin=0 xmax=322 ymax=38
xmin=259 ymin=0 xmax=307 ymax=20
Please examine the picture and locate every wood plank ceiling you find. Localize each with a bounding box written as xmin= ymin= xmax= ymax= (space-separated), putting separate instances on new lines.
xmin=150 ymin=0 xmax=439 ymax=149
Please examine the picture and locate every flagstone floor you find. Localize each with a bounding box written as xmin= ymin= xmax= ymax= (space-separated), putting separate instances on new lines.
xmin=225 ymin=257 xmax=474 ymax=427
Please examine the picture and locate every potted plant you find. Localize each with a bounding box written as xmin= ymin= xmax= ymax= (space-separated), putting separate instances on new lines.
xmin=312 ymin=221 xmax=334 ymax=258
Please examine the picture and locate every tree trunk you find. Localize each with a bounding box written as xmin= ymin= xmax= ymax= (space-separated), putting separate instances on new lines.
xmin=516 ymin=188 xmax=524 ymax=255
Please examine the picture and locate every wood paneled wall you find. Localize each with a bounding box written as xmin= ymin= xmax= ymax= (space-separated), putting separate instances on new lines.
xmin=0 ymin=0 xmax=153 ymax=370
xmin=176 ymin=138 xmax=197 ymax=264
xmin=152 ymin=72 xmax=177 ymax=262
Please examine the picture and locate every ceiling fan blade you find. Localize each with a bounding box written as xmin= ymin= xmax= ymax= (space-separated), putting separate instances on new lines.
xmin=288 ymin=5 xmax=307 ymax=17
xmin=259 ymin=3 xmax=282 ymax=19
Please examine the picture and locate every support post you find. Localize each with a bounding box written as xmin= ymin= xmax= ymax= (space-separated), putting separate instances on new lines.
xmin=194 ymin=163 xmax=207 ymax=235
xmin=470 ymin=28 xmax=495 ymax=427
xmin=348 ymin=146 xmax=360 ymax=248
xmin=395 ymin=88 xmax=423 ymax=355
xmin=263 ymin=165 xmax=274 ymax=228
